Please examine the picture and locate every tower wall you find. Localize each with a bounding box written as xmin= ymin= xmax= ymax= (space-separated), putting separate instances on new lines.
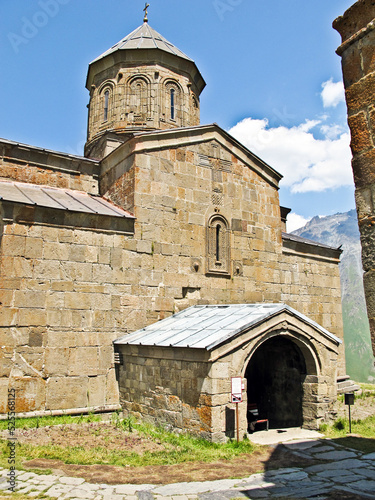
xmin=334 ymin=0 xmax=375 ymax=355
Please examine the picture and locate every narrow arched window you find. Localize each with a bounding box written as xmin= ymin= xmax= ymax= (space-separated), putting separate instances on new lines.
xmin=104 ymin=90 xmax=109 ymax=121
xmin=170 ymin=88 xmax=175 ymax=120
xmin=207 ymin=215 xmax=230 ymax=276
xmin=216 ymin=224 xmax=221 ymax=262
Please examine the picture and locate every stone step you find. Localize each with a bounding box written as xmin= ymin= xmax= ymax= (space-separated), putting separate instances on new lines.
xmin=337 ymin=376 xmax=360 ymax=394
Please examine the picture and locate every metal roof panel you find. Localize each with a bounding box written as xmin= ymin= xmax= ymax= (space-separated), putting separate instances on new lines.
xmin=91 ymin=23 xmax=193 ymax=64
xmin=115 ymin=304 xmax=342 ymax=350
xmin=0 ymin=180 xmax=134 ymax=219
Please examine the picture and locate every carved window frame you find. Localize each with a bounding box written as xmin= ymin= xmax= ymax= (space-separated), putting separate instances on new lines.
xmin=98 ymin=81 xmax=115 ymax=124
xmin=206 ymin=214 xmax=230 ymax=276
xmin=165 ymin=80 xmax=182 ymax=124
xmin=127 ymin=75 xmax=151 ymax=121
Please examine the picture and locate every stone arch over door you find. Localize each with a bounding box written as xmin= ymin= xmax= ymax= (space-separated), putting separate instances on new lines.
xmin=243 ymin=330 xmax=321 ymax=430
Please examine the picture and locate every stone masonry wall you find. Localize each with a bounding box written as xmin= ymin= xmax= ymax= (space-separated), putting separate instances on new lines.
xmin=0 ymin=132 xmax=345 ymax=415
xmin=102 ymin=137 xmax=346 ymax=369
xmin=0 ymin=141 xmax=99 ymax=194
xmin=334 ymin=0 xmax=375 ymax=355
xmin=0 ymin=205 xmax=133 ymax=414
xmin=117 ymin=346 xmax=213 ymax=439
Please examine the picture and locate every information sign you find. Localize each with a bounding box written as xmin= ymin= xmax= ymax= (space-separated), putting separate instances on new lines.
xmin=231 ymin=377 xmax=242 ymax=403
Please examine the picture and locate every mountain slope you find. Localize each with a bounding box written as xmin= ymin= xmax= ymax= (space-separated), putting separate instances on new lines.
xmin=291 ymin=209 xmax=375 ymax=382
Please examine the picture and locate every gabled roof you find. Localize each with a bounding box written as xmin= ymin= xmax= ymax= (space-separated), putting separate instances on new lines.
xmin=91 ymin=23 xmax=193 ymax=64
xmin=102 ymin=123 xmax=283 ymax=189
xmin=114 ymin=303 xmax=341 ymax=350
xmin=282 ymin=232 xmax=342 ymax=252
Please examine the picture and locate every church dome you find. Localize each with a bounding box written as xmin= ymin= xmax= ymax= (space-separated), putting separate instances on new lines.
xmin=85 ymin=21 xmax=206 ymax=159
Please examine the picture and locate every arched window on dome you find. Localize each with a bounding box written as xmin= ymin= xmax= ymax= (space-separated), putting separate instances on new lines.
xmin=165 ymin=81 xmax=181 ymax=124
xmin=103 ymin=90 xmax=110 ymax=122
xmin=170 ymin=88 xmax=175 ymax=120
xmin=128 ymin=76 xmax=150 ymax=121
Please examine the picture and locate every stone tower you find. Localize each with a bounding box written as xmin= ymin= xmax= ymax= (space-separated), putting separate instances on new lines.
xmin=333 ymin=0 xmax=375 ymax=356
xmin=85 ymin=20 xmax=206 ymax=160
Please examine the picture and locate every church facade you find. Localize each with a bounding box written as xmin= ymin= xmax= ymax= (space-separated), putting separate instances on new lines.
xmin=0 ymin=18 xmax=345 ymax=438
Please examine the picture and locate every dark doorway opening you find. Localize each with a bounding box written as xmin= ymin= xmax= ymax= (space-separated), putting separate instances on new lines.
xmin=245 ymin=336 xmax=307 ymax=429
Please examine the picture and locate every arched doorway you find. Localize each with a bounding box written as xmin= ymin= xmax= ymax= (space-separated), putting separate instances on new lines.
xmin=245 ymin=336 xmax=307 ymax=429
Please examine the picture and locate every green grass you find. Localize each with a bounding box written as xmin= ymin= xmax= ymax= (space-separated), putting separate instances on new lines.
xmin=359 ymin=382 xmax=375 ymax=392
xmin=0 ymin=493 xmax=55 ymax=500
xmin=0 ymin=418 xmax=258 ymax=470
xmin=0 ymin=413 xmax=102 ymax=432
xmin=319 ymin=415 xmax=375 ymax=453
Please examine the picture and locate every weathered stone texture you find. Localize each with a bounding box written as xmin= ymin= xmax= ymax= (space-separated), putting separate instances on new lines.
xmin=334 ymin=0 xmax=375 ymax=354
xmin=0 ymin=142 xmax=99 ymax=194
xmin=117 ymin=314 xmax=340 ymax=441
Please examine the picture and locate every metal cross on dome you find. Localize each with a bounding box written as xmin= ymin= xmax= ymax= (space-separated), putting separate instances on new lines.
xmin=143 ymin=2 xmax=150 ymax=22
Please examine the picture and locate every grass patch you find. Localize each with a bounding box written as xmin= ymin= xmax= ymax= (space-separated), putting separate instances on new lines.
xmin=320 ymin=415 xmax=375 ymax=453
xmin=0 ymin=494 xmax=55 ymax=500
xmin=0 ymin=413 xmax=102 ymax=432
xmin=0 ymin=420 xmax=258 ymax=469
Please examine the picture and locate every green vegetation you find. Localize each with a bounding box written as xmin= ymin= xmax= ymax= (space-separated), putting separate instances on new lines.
xmin=0 ymin=494 xmax=55 ymax=500
xmin=0 ymin=416 xmax=258 ymax=470
xmin=0 ymin=412 xmax=101 ymax=432
xmin=320 ymin=415 xmax=375 ymax=438
xmin=319 ymin=415 xmax=375 ymax=454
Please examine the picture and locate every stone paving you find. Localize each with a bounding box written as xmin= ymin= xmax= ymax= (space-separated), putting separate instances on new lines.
xmin=1 ymin=438 xmax=375 ymax=499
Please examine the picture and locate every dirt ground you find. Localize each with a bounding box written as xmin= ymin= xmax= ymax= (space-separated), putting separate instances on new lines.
xmin=10 ymin=421 xmax=315 ymax=485
xmin=23 ymin=444 xmax=314 ymax=485
xmin=5 ymin=391 xmax=374 ymax=487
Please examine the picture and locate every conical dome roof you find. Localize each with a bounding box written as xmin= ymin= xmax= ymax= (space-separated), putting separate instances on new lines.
xmin=91 ymin=22 xmax=193 ymax=65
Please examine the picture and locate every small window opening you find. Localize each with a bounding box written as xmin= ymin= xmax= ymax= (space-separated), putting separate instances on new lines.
xmin=104 ymin=90 xmax=109 ymax=121
xmin=170 ymin=88 xmax=175 ymax=120
xmin=216 ymin=224 xmax=221 ymax=262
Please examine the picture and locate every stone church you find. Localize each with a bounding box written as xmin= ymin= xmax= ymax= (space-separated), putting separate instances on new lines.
xmin=0 ymin=14 xmax=346 ymax=440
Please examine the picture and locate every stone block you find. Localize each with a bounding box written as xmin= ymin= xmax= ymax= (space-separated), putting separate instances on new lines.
xmin=69 ymin=347 xmax=99 ymax=376
xmin=43 ymin=241 xmax=69 ymax=261
xmin=341 ymin=42 xmax=364 ymax=87
xmin=46 ymin=376 xmax=88 ymax=410
xmin=14 ymin=291 xmax=46 ymax=309
xmin=0 ymin=350 xmax=13 ymax=377
xmin=64 ymin=292 xmax=92 ymax=310
xmin=352 ymin=149 xmax=375 ymax=188
xmin=346 ymin=72 xmax=375 ymax=114
xmin=69 ymin=245 xmax=87 ymax=262
xmin=9 ymin=376 xmax=46 ymax=413
xmin=44 ymin=347 xmax=70 ymax=376
xmin=87 ymin=375 xmax=106 ymax=407
xmin=2 ymin=235 xmax=26 ymax=256
xmin=18 ymin=308 xmax=47 ymax=327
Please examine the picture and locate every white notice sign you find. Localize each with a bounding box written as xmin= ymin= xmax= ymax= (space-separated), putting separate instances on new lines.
xmin=231 ymin=377 xmax=242 ymax=403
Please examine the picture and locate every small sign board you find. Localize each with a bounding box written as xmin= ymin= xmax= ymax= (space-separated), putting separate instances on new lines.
xmin=345 ymin=393 xmax=355 ymax=406
xmin=231 ymin=377 xmax=242 ymax=403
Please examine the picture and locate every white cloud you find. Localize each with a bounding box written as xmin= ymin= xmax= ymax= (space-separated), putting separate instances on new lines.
xmin=321 ymin=79 xmax=345 ymax=108
xmin=286 ymin=213 xmax=310 ymax=233
xmin=228 ymin=117 xmax=353 ymax=193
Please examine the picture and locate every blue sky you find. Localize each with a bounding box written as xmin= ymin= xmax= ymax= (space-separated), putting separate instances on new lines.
xmin=0 ymin=0 xmax=355 ymax=230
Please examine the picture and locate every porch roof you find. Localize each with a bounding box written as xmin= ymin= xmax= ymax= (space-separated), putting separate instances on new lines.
xmin=114 ymin=303 xmax=341 ymax=350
